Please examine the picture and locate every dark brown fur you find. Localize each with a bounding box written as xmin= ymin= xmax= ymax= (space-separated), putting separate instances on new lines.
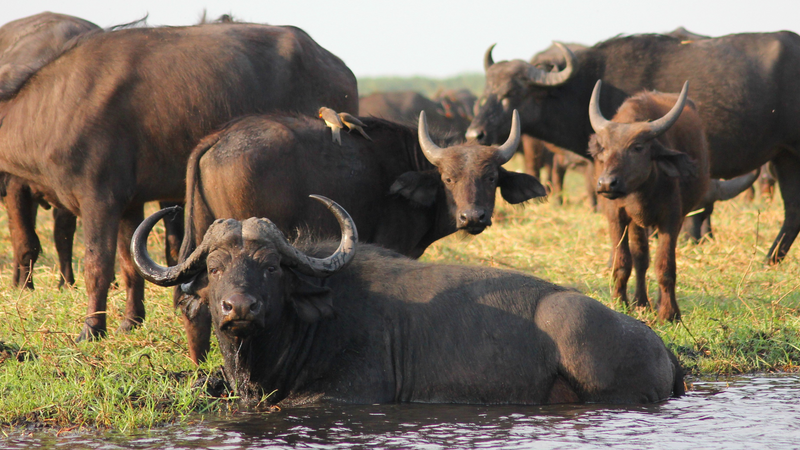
xmin=134 ymin=210 xmax=684 ymax=406
xmin=469 ymin=32 xmax=800 ymax=264
xmin=590 ymin=91 xmax=710 ymax=321
xmin=0 ymin=22 xmax=358 ymax=340
xmin=177 ymin=114 xmax=546 ymax=362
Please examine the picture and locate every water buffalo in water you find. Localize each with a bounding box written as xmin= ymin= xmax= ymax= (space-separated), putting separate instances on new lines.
xmin=0 ymin=20 xmax=358 ymax=341
xmin=131 ymin=198 xmax=685 ymax=406
xmin=589 ymin=81 xmax=709 ymax=321
xmin=175 ymin=109 xmax=545 ymax=362
xmin=468 ymin=32 xmax=800 ymax=263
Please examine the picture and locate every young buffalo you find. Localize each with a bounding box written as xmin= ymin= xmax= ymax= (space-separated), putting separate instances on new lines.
xmin=132 ymin=198 xmax=684 ymax=407
xmin=589 ymin=81 xmax=709 ymax=321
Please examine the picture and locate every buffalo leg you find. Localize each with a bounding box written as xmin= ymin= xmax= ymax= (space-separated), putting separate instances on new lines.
xmin=629 ymin=223 xmax=650 ymax=309
xmin=521 ymin=135 xmax=542 ymax=178
xmin=117 ymin=204 xmax=146 ymax=332
xmin=684 ymin=204 xmax=714 ymax=242
xmin=182 ymin=301 xmax=212 ymax=364
xmin=550 ymin=155 xmax=567 ymax=205
xmin=607 ymin=208 xmax=632 ymax=306
xmin=77 ymin=207 xmax=121 ymax=341
xmin=160 ymin=201 xmax=184 ymax=266
xmin=767 ymin=152 xmax=800 ymax=264
xmin=4 ymin=179 xmax=40 ymax=289
xmin=654 ymin=222 xmax=681 ymax=322
xmin=583 ymin=164 xmax=598 ymax=211
xmin=53 ymin=207 xmax=77 ymax=288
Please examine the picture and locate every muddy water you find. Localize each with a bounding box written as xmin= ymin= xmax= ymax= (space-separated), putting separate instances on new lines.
xmin=4 ymin=374 xmax=799 ymax=449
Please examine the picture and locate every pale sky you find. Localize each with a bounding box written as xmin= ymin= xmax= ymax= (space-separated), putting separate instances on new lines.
xmin=3 ymin=1 xmax=799 ymax=78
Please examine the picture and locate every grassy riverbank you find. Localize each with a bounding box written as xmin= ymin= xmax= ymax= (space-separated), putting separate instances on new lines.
xmin=1 ymin=158 xmax=798 ymax=430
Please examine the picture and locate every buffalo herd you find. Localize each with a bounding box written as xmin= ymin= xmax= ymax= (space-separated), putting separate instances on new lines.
xmin=2 ymin=11 xmax=795 ymax=408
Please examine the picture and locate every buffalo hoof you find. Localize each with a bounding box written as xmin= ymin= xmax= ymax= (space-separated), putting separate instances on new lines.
xmin=117 ymin=318 xmax=143 ymax=334
xmin=657 ymin=308 xmax=681 ymax=322
xmin=57 ymin=274 xmax=75 ymax=290
xmin=633 ymin=296 xmax=650 ymax=309
xmin=76 ymin=322 xmax=107 ymax=342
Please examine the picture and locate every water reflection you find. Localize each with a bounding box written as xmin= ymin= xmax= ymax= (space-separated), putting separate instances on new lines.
xmin=4 ymin=374 xmax=799 ymax=449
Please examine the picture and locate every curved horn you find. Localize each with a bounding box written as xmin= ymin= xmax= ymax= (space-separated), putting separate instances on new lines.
xmin=496 ymin=109 xmax=521 ymax=164
xmin=712 ymin=168 xmax=760 ymax=202
xmin=646 ymin=81 xmax=689 ymax=138
xmin=525 ymin=42 xmax=576 ymax=86
xmin=254 ymin=195 xmax=358 ymax=277
xmin=588 ymin=79 xmax=613 ymax=133
xmin=418 ymin=110 xmax=445 ymax=167
xmin=131 ymin=206 xmax=211 ymax=286
xmin=484 ymin=43 xmax=496 ymax=71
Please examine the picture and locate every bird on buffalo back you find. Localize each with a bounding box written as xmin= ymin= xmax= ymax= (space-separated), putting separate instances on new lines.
xmin=338 ymin=112 xmax=372 ymax=141
xmin=319 ymin=106 xmax=344 ymax=145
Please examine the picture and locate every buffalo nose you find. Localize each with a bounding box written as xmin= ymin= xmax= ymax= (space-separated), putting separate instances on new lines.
xmin=458 ymin=209 xmax=487 ymax=226
xmin=597 ymin=175 xmax=619 ymax=192
xmin=221 ymin=293 xmax=261 ymax=319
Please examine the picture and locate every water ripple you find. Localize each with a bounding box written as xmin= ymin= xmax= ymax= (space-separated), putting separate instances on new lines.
xmin=3 ymin=374 xmax=800 ymax=449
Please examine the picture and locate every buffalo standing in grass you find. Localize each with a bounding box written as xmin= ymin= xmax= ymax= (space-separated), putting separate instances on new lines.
xmin=0 ymin=21 xmax=358 ymax=340
xmin=175 ymin=110 xmax=545 ymax=362
xmin=589 ymin=81 xmax=709 ymax=321
xmin=518 ymin=42 xmax=595 ymax=207
xmin=132 ymin=198 xmax=684 ymax=406
xmin=468 ymin=32 xmax=800 ymax=263
xmin=0 ymin=12 xmax=100 ymax=288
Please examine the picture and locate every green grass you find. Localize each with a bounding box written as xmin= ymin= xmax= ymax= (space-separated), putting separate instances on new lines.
xmin=0 ymin=156 xmax=798 ymax=430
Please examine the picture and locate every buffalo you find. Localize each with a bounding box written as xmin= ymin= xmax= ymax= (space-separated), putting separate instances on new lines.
xmin=131 ymin=198 xmax=685 ymax=406
xmin=519 ymin=43 xmax=596 ymax=208
xmin=360 ymin=90 xmax=473 ymax=137
xmin=0 ymin=12 xmax=100 ymax=288
xmin=468 ymin=32 xmax=800 ymax=263
xmin=684 ymin=170 xmax=760 ymax=241
xmin=0 ymin=21 xmax=358 ymax=340
xmin=175 ymin=109 xmax=546 ymax=362
xmin=589 ymin=81 xmax=708 ymax=321
xmin=432 ymin=88 xmax=477 ymax=123
xmin=521 ymin=136 xmax=596 ymax=207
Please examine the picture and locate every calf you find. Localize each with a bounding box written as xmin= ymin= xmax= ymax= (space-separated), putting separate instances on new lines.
xmin=132 ymin=198 xmax=684 ymax=406
xmin=589 ymin=81 xmax=709 ymax=321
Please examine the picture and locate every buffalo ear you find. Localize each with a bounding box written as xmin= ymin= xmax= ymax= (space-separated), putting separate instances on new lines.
xmin=288 ymin=269 xmax=334 ymax=323
xmin=174 ymin=273 xmax=209 ymax=320
xmin=389 ymin=170 xmax=440 ymax=207
xmin=652 ymin=142 xmax=697 ymax=179
xmin=498 ymin=167 xmax=547 ymax=204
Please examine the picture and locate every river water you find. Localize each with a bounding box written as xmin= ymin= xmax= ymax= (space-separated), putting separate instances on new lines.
xmin=4 ymin=374 xmax=800 ymax=449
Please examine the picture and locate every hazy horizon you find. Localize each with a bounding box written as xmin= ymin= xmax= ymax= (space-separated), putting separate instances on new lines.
xmin=4 ymin=1 xmax=800 ymax=78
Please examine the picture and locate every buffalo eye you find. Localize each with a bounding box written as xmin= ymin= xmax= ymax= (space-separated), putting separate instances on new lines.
xmin=209 ymin=267 xmax=223 ymax=276
xmin=632 ymin=143 xmax=645 ymax=153
xmin=444 ymin=176 xmax=453 ymax=184
xmin=265 ymin=266 xmax=277 ymax=276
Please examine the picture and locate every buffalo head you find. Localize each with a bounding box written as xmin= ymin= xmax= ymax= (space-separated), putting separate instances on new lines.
xmin=392 ymin=109 xmax=546 ymax=234
xmin=588 ymin=80 xmax=694 ymax=199
xmin=132 ymin=196 xmax=357 ymax=339
xmin=466 ymin=43 xmax=577 ymax=145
